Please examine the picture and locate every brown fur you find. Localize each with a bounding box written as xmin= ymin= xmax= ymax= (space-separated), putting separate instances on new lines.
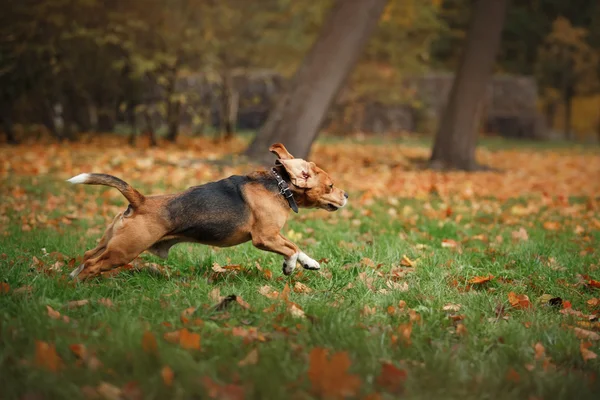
xmin=68 ymin=143 xmax=347 ymax=280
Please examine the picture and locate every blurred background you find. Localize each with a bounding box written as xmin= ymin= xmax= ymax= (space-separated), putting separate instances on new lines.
xmin=0 ymin=0 xmax=599 ymax=167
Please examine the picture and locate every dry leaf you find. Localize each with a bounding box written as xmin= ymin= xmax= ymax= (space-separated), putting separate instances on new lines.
xmin=179 ymin=328 xmax=201 ymax=350
xmin=534 ymin=342 xmax=546 ymax=360
xmin=376 ymin=362 xmax=407 ymax=393
xmin=238 ymin=348 xmax=259 ymax=367
xmin=98 ymin=298 xmax=114 ymax=308
xmin=308 ymin=348 xmax=361 ymax=399
xmin=361 ymin=305 xmax=376 ymax=316
xmin=511 ymin=227 xmax=529 ymax=241
xmin=385 ymin=280 xmax=409 ymax=291
xmin=468 ymin=275 xmax=494 ymax=284
xmin=163 ymin=330 xmax=181 ymax=344
xmin=97 ymin=382 xmax=121 ymax=400
xmin=505 ymin=368 xmax=520 ymax=383
xmin=35 ymin=340 xmax=62 ymax=372
xmin=142 ymin=331 xmax=158 ymax=354
xmin=456 ymin=324 xmax=468 ymax=336
xmin=209 ymin=288 xmax=223 ymax=303
xmin=180 ymin=307 xmax=196 ymax=324
xmin=201 ymin=377 xmax=245 ymax=400
xmin=573 ymin=327 xmax=600 ymax=341
xmin=443 ymin=303 xmax=461 ymax=312
xmin=0 ymin=282 xmax=9 ymax=294
xmin=508 ymin=292 xmax=532 ymax=309
xmin=400 ymin=255 xmax=415 ymax=267
xmin=46 ymin=305 xmax=61 ymax=320
xmin=294 ymin=282 xmax=312 ymax=294
xmin=441 ymin=239 xmax=458 ymax=248
xmin=288 ymin=303 xmax=306 ymax=319
xmin=67 ymin=299 xmax=89 ymax=309
xmin=161 ymin=366 xmax=174 ymax=386
xmin=211 ymin=263 xmax=227 ymax=273
xmin=580 ymin=342 xmax=598 ymax=362
xmin=235 ymin=296 xmax=251 ymax=310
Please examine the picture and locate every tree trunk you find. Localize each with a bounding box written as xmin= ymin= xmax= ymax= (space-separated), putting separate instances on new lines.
xmin=166 ymin=100 xmax=181 ymax=143
xmin=429 ymin=0 xmax=508 ymax=171
xmin=563 ymin=87 xmax=573 ymax=140
xmin=245 ymin=0 xmax=388 ymax=162
xmin=220 ymin=70 xmax=239 ymax=140
xmin=1 ymin=114 xmax=18 ymax=144
xmin=143 ymin=110 xmax=158 ymax=147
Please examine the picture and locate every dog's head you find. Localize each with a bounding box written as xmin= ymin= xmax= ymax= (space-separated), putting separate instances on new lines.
xmin=270 ymin=143 xmax=348 ymax=212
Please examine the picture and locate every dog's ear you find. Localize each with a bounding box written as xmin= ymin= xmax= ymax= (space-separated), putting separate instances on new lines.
xmin=277 ymin=159 xmax=318 ymax=188
xmin=269 ymin=143 xmax=294 ymax=160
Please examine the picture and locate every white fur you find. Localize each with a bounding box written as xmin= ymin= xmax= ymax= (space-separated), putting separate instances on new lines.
xmin=298 ymin=252 xmax=320 ymax=270
xmin=283 ymin=252 xmax=299 ymax=275
xmin=67 ymin=173 xmax=90 ymax=184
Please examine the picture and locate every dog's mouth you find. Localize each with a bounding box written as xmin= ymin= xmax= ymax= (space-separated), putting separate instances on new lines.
xmin=326 ymin=203 xmax=339 ymax=212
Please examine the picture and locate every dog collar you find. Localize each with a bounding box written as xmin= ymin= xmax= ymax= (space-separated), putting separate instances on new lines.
xmin=271 ymin=168 xmax=299 ymax=213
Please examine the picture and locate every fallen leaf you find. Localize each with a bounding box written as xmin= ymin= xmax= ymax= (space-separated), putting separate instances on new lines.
xmin=400 ymin=255 xmax=415 ymax=267
xmin=179 ymin=328 xmax=201 ymax=350
xmin=543 ymin=221 xmax=560 ymax=231
xmin=98 ymin=298 xmax=114 ymax=308
xmin=587 ymin=298 xmax=600 ymax=307
xmin=67 ymin=299 xmax=89 ymax=309
xmin=163 ymin=330 xmax=181 ymax=344
xmin=0 ymin=282 xmax=9 ymax=294
xmin=46 ymin=305 xmax=61 ymax=320
xmin=385 ymin=280 xmax=409 ymax=291
xmin=580 ymin=342 xmax=598 ymax=362
xmin=288 ymin=302 xmax=306 ymax=319
xmin=35 ymin=340 xmax=62 ymax=372
xmin=511 ymin=227 xmax=529 ymax=241
xmin=573 ymin=327 xmax=600 ymax=341
xmin=201 ymin=377 xmax=245 ymax=400
xmin=441 ymin=239 xmax=458 ymax=248
xmin=121 ymin=381 xmax=143 ymax=400
xmin=180 ymin=306 xmax=196 ymax=324
xmin=506 ymin=368 xmax=520 ymax=383
xmin=161 ymin=366 xmax=174 ymax=386
xmin=235 ymin=296 xmax=251 ymax=310
xmin=294 ymin=282 xmax=312 ymax=294
xmin=361 ymin=305 xmax=376 ymax=316
xmin=142 ymin=331 xmax=158 ymax=354
xmin=308 ymin=348 xmax=361 ymax=399
xmin=442 ymin=303 xmax=461 ymax=312
xmin=211 ymin=263 xmax=227 ymax=273
xmin=508 ymin=292 xmax=532 ymax=310
xmin=258 ymin=285 xmax=278 ymax=299
xmin=97 ymin=382 xmax=121 ymax=400
xmin=534 ymin=342 xmax=546 ymax=360
xmin=468 ymin=275 xmax=494 ymax=284
xmin=238 ymin=348 xmax=259 ymax=367
xmin=209 ymin=288 xmax=223 ymax=303
xmin=456 ymin=324 xmax=468 ymax=336
xmin=376 ymin=362 xmax=407 ymax=393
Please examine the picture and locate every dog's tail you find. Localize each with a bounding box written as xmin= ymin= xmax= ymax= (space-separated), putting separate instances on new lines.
xmin=67 ymin=173 xmax=145 ymax=208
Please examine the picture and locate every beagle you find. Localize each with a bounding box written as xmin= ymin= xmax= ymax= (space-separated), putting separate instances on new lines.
xmin=67 ymin=143 xmax=348 ymax=280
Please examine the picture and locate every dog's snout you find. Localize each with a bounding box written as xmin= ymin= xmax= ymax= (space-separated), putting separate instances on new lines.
xmin=344 ymin=192 xmax=349 ymax=199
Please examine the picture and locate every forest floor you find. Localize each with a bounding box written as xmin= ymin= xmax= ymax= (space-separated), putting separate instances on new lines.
xmin=1 ymin=135 xmax=599 ymax=399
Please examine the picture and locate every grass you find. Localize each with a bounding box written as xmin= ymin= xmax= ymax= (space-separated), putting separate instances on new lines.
xmin=1 ymin=140 xmax=599 ymax=400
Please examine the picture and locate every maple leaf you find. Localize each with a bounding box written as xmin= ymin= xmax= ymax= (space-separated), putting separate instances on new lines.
xmin=34 ymin=340 xmax=62 ymax=372
xmin=508 ymin=292 xmax=532 ymax=309
xmin=468 ymin=275 xmax=494 ymax=284
xmin=238 ymin=348 xmax=259 ymax=367
xmin=142 ymin=331 xmax=158 ymax=354
xmin=400 ymin=255 xmax=415 ymax=267
xmin=308 ymin=348 xmax=361 ymax=399
xmin=376 ymin=362 xmax=407 ymax=393
xmin=580 ymin=342 xmax=598 ymax=362
xmin=161 ymin=366 xmax=174 ymax=386
xmin=211 ymin=262 xmax=227 ymax=273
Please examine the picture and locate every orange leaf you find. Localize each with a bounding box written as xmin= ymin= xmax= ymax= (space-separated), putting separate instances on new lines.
xmin=456 ymin=324 xmax=468 ymax=336
xmin=35 ymin=340 xmax=62 ymax=372
xmin=0 ymin=282 xmax=9 ymax=294
xmin=587 ymin=279 xmax=600 ymax=289
xmin=573 ymin=327 xmax=600 ymax=341
xmin=505 ymin=368 xmax=520 ymax=383
xmin=468 ymin=275 xmax=494 ymax=284
xmin=308 ymin=348 xmax=361 ymax=399
xmin=208 ymin=288 xmax=223 ymax=303
xmin=46 ymin=305 xmax=61 ymax=320
xmin=161 ymin=365 xmax=174 ymax=386
xmin=201 ymin=377 xmax=244 ymax=400
xmin=580 ymin=342 xmax=598 ymax=362
xmin=163 ymin=330 xmax=181 ymax=344
xmin=69 ymin=343 xmax=87 ymax=359
xmin=96 ymin=382 xmax=121 ymax=400
xmin=180 ymin=307 xmax=196 ymax=324
xmin=179 ymin=328 xmax=201 ymax=350
xmin=400 ymin=255 xmax=415 ymax=267
xmin=508 ymin=292 xmax=532 ymax=309
xmin=142 ymin=331 xmax=158 ymax=354
xmin=293 ymin=282 xmax=312 ymax=294
xmin=67 ymin=299 xmax=89 ymax=309
xmin=534 ymin=342 xmax=546 ymax=360
xmin=235 ymin=296 xmax=251 ymax=310
xmin=376 ymin=362 xmax=407 ymax=393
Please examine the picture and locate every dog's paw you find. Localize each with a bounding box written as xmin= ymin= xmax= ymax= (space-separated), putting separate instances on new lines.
xmin=282 ymin=253 xmax=299 ymax=275
xmin=298 ymin=252 xmax=320 ymax=270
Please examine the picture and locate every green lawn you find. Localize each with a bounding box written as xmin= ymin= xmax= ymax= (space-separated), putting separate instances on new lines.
xmin=1 ymin=170 xmax=599 ymax=399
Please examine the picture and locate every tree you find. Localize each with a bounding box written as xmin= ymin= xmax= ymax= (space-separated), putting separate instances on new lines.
xmin=429 ymin=0 xmax=508 ymax=171
xmin=535 ymin=17 xmax=599 ymax=139
xmin=245 ymin=0 xmax=388 ymax=163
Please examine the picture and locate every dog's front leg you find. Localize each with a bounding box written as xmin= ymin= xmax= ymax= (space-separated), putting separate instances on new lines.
xmin=252 ymin=233 xmax=320 ymax=275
